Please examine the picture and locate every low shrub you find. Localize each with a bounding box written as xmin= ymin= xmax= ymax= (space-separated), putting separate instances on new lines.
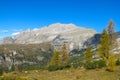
xmin=116 ymin=59 xmax=120 ymax=65
xmin=19 ymin=65 xmax=47 ymax=71
xmin=85 ymin=60 xmax=106 ymax=69
xmin=0 ymin=68 xmax=3 ymax=76
xmin=68 ymin=56 xmax=84 ymax=68
xmin=94 ymin=60 xmax=106 ymax=68
xmin=85 ymin=62 xmax=96 ymax=69
xmin=69 ymin=62 xmax=84 ymax=68
xmin=47 ymin=65 xmax=64 ymax=71
xmin=47 ymin=65 xmax=70 ymax=71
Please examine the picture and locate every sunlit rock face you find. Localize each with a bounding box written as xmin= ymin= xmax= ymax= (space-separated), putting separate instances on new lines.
xmin=1 ymin=23 xmax=97 ymax=50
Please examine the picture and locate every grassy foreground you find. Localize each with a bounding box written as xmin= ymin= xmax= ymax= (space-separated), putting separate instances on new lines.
xmin=2 ymin=66 xmax=120 ymax=80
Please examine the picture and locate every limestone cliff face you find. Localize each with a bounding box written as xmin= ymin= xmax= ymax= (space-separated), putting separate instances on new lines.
xmin=11 ymin=23 xmax=97 ymax=50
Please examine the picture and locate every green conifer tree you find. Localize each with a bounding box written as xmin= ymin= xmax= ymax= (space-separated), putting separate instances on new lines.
xmin=98 ymin=29 xmax=110 ymax=61
xmin=84 ymin=45 xmax=92 ymax=63
xmin=50 ymin=50 xmax=61 ymax=66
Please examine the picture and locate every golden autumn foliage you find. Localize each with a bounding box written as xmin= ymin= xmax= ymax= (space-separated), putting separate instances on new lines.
xmin=61 ymin=43 xmax=70 ymax=65
xmin=84 ymin=45 xmax=92 ymax=63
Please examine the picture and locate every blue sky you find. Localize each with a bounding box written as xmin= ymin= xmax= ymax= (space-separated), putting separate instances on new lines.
xmin=0 ymin=0 xmax=120 ymax=39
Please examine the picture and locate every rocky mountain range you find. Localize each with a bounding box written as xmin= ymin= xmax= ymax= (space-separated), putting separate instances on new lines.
xmin=1 ymin=23 xmax=120 ymax=51
xmin=0 ymin=23 xmax=97 ymax=50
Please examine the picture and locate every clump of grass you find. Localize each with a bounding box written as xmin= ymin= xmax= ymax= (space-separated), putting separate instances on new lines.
xmin=75 ymin=74 xmax=81 ymax=80
xmin=2 ymin=74 xmax=28 ymax=80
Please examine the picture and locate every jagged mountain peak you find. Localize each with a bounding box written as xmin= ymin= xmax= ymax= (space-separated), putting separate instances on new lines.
xmin=36 ymin=23 xmax=79 ymax=34
xmin=48 ymin=23 xmax=77 ymax=29
xmin=15 ymin=23 xmax=95 ymax=36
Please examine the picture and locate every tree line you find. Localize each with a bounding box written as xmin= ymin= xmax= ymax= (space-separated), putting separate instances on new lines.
xmin=49 ymin=20 xmax=120 ymax=71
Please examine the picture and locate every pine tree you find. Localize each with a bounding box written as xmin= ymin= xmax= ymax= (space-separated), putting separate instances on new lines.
xmin=106 ymin=20 xmax=117 ymax=71
xmin=107 ymin=54 xmax=116 ymax=71
xmin=50 ymin=50 xmax=61 ymax=66
xmin=61 ymin=43 xmax=70 ymax=65
xmin=107 ymin=20 xmax=118 ymax=54
xmin=84 ymin=45 xmax=92 ymax=63
xmin=107 ymin=19 xmax=115 ymax=34
xmin=98 ymin=29 xmax=110 ymax=61
xmin=98 ymin=21 xmax=117 ymax=71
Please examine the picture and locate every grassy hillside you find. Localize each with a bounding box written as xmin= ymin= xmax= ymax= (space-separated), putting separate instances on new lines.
xmin=1 ymin=66 xmax=120 ymax=80
xmin=0 ymin=43 xmax=54 ymax=72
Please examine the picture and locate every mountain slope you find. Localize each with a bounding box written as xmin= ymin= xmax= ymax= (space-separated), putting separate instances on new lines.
xmin=9 ymin=23 xmax=96 ymax=50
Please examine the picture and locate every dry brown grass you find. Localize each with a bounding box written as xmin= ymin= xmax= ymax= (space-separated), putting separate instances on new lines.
xmin=3 ymin=66 xmax=120 ymax=80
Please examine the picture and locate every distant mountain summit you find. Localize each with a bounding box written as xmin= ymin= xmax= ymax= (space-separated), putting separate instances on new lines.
xmin=0 ymin=23 xmax=97 ymax=50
